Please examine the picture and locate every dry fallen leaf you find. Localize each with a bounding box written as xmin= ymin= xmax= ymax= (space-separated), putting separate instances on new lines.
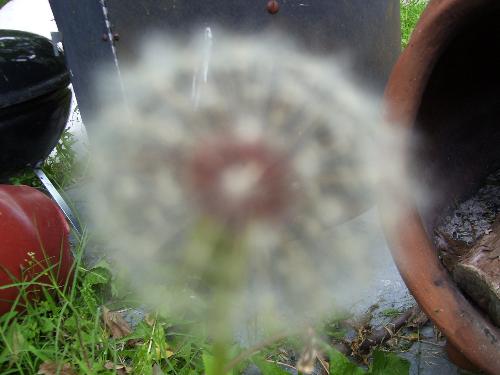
xmin=102 ymin=306 xmax=133 ymax=339
xmin=38 ymin=361 xmax=77 ymax=375
xmin=104 ymin=361 xmax=132 ymax=374
xmin=125 ymin=337 xmax=144 ymax=347
xmin=145 ymin=313 xmax=156 ymax=327
xmin=155 ymin=346 xmax=174 ymax=360
xmin=153 ymin=364 xmax=166 ymax=375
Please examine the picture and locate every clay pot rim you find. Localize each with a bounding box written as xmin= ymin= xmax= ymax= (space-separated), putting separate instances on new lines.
xmin=383 ymin=0 xmax=500 ymax=374
xmin=386 ymin=0 xmax=498 ymax=124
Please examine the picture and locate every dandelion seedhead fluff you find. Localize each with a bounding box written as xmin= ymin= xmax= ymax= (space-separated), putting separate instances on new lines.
xmin=88 ymin=32 xmax=406 ymax=342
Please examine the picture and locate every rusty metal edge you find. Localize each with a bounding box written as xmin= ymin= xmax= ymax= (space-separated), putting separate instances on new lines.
xmin=382 ymin=0 xmax=500 ymax=374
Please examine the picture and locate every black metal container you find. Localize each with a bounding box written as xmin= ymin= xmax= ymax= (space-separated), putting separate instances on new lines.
xmin=0 ymin=30 xmax=71 ymax=180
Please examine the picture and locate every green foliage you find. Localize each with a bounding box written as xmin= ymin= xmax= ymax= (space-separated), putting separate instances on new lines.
xmin=328 ymin=349 xmax=410 ymax=375
xmin=9 ymin=128 xmax=80 ymax=189
xmin=322 ymin=310 xmax=352 ymax=340
xmin=79 ymin=261 xmax=113 ymax=311
xmin=371 ymin=350 xmax=410 ymax=375
xmin=381 ymin=308 xmax=403 ymax=318
xmin=329 ymin=349 xmax=367 ymax=375
xmin=0 ymin=233 xmax=213 ymax=374
xmin=0 ymin=0 xmax=10 ymax=9
xmin=0 ymin=220 xmax=411 ymax=374
xmin=0 ymin=259 xmax=411 ymax=374
xmin=401 ymin=0 xmax=429 ymax=49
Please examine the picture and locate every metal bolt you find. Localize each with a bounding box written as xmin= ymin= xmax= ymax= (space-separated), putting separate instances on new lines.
xmin=112 ymin=33 xmax=120 ymax=42
xmin=267 ymin=0 xmax=279 ymax=15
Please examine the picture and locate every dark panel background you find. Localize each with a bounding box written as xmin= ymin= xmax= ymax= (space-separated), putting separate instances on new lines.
xmin=49 ymin=0 xmax=122 ymax=125
xmin=50 ymin=0 xmax=400 ymax=125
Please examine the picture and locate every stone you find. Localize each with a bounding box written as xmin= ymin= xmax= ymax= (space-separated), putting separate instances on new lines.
xmin=434 ymin=169 xmax=500 ymax=326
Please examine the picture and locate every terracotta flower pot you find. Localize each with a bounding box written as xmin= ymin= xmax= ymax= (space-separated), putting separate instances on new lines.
xmin=0 ymin=185 xmax=73 ymax=315
xmin=383 ymin=0 xmax=500 ymax=373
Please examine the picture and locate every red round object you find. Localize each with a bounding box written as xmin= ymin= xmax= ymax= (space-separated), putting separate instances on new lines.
xmin=267 ymin=0 xmax=279 ymax=15
xmin=0 ymin=185 xmax=72 ymax=315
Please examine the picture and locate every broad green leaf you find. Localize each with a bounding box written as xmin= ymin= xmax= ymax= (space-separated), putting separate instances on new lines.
xmin=83 ymin=266 xmax=111 ymax=289
xmin=329 ymin=349 xmax=367 ymax=375
xmin=81 ymin=266 xmax=112 ymax=309
xmin=0 ymin=324 xmax=28 ymax=365
xmin=370 ymin=350 xmax=410 ymax=375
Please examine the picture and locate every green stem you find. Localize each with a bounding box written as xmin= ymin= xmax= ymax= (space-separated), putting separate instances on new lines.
xmin=194 ymin=220 xmax=248 ymax=374
xmin=212 ymin=340 xmax=229 ymax=375
xmin=208 ymin=288 xmax=232 ymax=374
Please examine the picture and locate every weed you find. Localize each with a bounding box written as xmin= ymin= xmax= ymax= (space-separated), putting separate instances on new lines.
xmin=0 ymin=233 xmax=206 ymax=374
xmin=401 ymin=0 xmax=429 ymax=49
xmin=9 ymin=127 xmax=81 ymax=190
xmin=0 ymin=230 xmax=410 ymax=374
xmin=381 ymin=308 xmax=403 ymax=318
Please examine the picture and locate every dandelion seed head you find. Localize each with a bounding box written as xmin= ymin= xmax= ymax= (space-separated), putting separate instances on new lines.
xmin=183 ymin=135 xmax=293 ymax=224
xmin=87 ymin=32 xmax=408 ymax=335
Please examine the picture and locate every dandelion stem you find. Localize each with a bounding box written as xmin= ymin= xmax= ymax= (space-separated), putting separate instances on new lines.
xmin=212 ymin=341 xmax=229 ymax=375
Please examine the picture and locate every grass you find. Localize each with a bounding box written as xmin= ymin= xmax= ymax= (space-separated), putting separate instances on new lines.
xmin=381 ymin=308 xmax=403 ymax=318
xmin=400 ymin=0 xmax=429 ymax=49
xmin=0 ymin=234 xmax=210 ymax=374
xmin=0 ymin=236 xmax=410 ymax=374
xmin=9 ymin=128 xmax=80 ymax=190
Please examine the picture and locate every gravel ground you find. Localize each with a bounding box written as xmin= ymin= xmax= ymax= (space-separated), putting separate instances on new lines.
xmin=435 ymin=169 xmax=500 ymax=247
